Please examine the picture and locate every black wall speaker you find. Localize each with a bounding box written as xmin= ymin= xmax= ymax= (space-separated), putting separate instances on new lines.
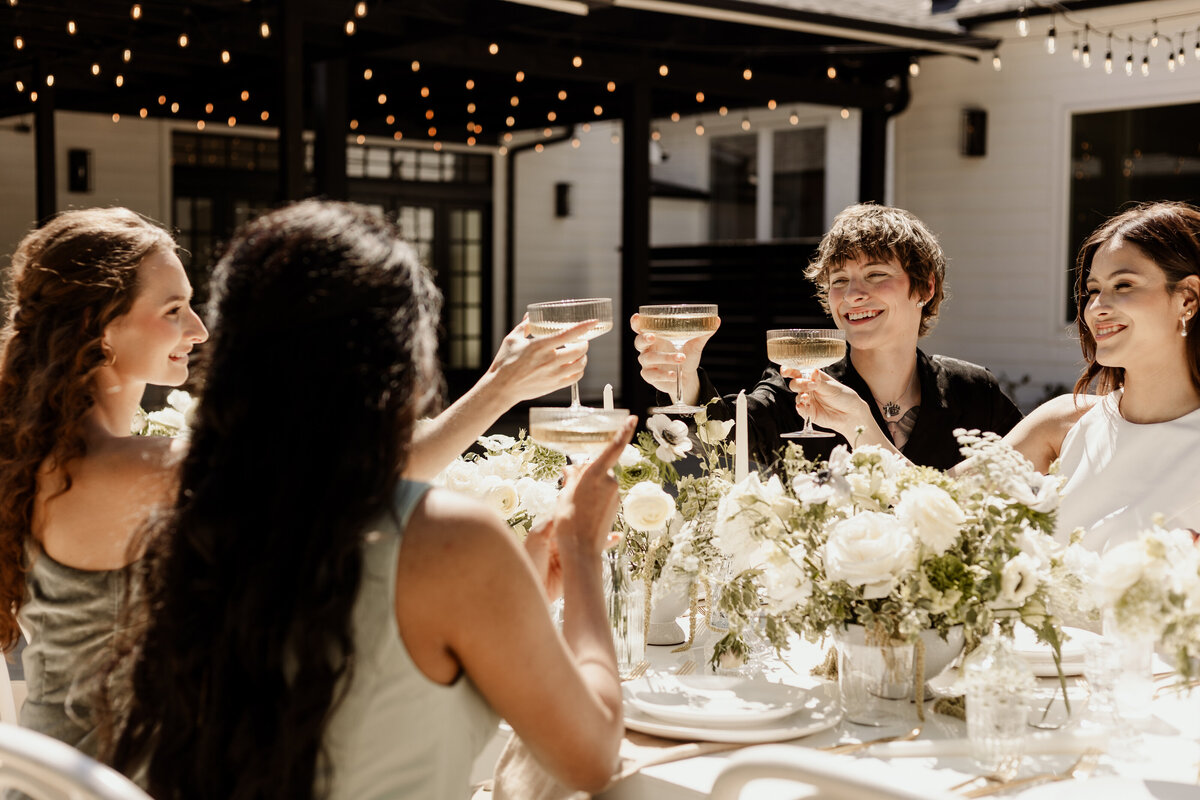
xmin=67 ymin=148 xmax=92 ymax=193
xmin=555 ymin=181 xmax=571 ymax=218
xmin=962 ymin=109 xmax=987 ymax=157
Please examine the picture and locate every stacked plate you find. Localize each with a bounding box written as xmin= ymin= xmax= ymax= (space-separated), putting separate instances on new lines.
xmin=1011 ymin=626 xmax=1099 ymax=677
xmin=622 ymin=674 xmax=842 ymax=743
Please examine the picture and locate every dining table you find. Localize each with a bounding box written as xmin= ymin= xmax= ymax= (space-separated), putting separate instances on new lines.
xmin=472 ymin=620 xmax=1200 ymax=800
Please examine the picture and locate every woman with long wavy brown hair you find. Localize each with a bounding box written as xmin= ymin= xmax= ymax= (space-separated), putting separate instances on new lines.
xmin=0 ymin=207 xmax=208 ymax=753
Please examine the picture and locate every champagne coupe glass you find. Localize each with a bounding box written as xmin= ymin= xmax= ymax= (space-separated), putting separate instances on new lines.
xmin=528 ymin=406 xmax=629 ymax=463
xmin=526 ymin=298 xmax=614 ymax=409
xmin=638 ymin=303 xmax=719 ymax=415
xmin=766 ymin=328 xmax=847 ymax=438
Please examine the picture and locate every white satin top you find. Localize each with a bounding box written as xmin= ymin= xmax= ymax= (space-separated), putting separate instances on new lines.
xmin=1056 ymin=389 xmax=1200 ymax=552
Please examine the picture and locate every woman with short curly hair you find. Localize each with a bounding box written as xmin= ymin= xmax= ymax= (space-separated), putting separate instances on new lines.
xmin=0 ymin=207 xmax=208 ymax=753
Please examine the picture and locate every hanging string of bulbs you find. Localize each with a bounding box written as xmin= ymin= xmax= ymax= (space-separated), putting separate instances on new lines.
xmin=5 ymin=0 xmax=866 ymax=152
xmin=992 ymin=1 xmax=1200 ymax=76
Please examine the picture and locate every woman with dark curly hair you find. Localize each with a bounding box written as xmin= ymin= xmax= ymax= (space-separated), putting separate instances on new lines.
xmin=0 ymin=207 xmax=208 ymax=753
xmin=102 ymin=200 xmax=630 ymax=800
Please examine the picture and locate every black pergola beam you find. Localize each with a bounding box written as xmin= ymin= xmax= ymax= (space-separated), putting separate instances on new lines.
xmin=621 ymin=80 xmax=652 ymax=415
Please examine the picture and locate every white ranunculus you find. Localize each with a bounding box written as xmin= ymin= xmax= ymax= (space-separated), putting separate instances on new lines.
xmin=894 ymin=484 xmax=965 ymax=555
xmin=762 ymin=543 xmax=812 ymax=614
xmin=623 ymin=481 xmax=675 ymax=532
xmin=696 ymin=417 xmax=735 ymax=445
xmin=480 ymin=475 xmax=520 ymax=518
xmin=647 ymin=414 xmax=692 ymax=462
xmin=993 ymin=552 xmax=1043 ymax=609
xmin=618 ymin=445 xmax=644 ymax=469
xmin=515 ymin=476 xmax=559 ymax=521
xmin=1015 ymin=525 xmax=1060 ymax=572
xmin=823 ymin=512 xmax=916 ymax=600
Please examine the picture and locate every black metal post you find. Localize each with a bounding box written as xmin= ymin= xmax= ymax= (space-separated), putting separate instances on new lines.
xmin=621 ymin=81 xmax=652 ymax=414
xmin=313 ymin=58 xmax=348 ymax=200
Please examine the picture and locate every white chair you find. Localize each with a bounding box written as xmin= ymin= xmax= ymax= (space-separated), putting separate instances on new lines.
xmin=710 ymin=745 xmax=960 ymax=800
xmin=0 ymin=723 xmax=152 ymax=800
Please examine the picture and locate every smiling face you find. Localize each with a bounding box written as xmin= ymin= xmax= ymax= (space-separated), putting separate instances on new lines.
xmin=827 ymin=253 xmax=929 ymax=351
xmin=1083 ymin=238 xmax=1194 ymax=372
xmin=101 ymin=249 xmax=209 ymax=388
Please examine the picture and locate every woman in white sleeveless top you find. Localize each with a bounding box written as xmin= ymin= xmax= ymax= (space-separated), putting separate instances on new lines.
xmin=103 ymin=201 xmax=630 ymax=799
xmin=1004 ymin=201 xmax=1200 ymax=550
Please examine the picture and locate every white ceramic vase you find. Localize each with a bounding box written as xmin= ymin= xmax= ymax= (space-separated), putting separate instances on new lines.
xmin=646 ymin=581 xmax=691 ymax=646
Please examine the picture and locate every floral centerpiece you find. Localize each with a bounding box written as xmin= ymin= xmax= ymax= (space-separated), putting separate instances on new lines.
xmin=432 ymin=430 xmax=565 ymax=538
xmin=706 ymin=429 xmax=1084 ymax=673
xmin=132 ymin=389 xmax=196 ymax=437
xmin=1089 ymin=520 xmax=1200 ymax=681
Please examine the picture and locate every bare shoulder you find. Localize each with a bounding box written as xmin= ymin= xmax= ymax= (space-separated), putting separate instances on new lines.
xmin=400 ymin=488 xmax=522 ymax=574
xmin=1003 ymin=393 xmax=1100 ymax=472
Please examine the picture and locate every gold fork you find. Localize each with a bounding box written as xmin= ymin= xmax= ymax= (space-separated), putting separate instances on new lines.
xmin=960 ymin=749 xmax=1101 ymax=798
xmin=948 ymin=760 xmax=1021 ymax=793
xmin=621 ymin=661 xmax=649 ymax=682
xmin=819 ymin=725 xmax=923 ymax=755
xmin=675 ymin=660 xmax=697 ymax=676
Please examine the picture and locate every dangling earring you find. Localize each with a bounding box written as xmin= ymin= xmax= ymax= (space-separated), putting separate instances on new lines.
xmin=1183 ymin=311 xmax=1193 ymax=338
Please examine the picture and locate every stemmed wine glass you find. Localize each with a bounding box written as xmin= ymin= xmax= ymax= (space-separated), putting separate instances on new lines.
xmin=528 ymin=406 xmax=630 ymax=463
xmin=526 ymin=298 xmax=613 ymax=409
xmin=638 ymin=303 xmax=719 ymax=415
xmin=766 ymin=328 xmax=847 ymax=438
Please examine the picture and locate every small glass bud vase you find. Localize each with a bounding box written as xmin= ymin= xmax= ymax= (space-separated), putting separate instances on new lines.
xmin=1101 ymin=610 xmax=1155 ymax=727
xmin=959 ymin=634 xmax=1035 ymax=773
xmin=833 ymin=624 xmax=916 ymax=726
xmin=604 ymin=549 xmax=646 ymax=674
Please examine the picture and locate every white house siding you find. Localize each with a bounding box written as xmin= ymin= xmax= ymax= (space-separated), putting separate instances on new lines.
xmin=514 ymin=105 xmax=861 ymax=401
xmin=0 ymin=111 xmax=172 ymax=265
xmin=892 ymin=0 xmax=1200 ymax=409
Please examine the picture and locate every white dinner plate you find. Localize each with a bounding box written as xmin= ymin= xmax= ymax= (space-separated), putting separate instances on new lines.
xmin=625 ymin=674 xmax=814 ymax=727
xmin=1020 ymin=777 xmax=1200 ymax=800
xmin=1012 ymin=626 xmax=1098 ymax=677
xmin=623 ymin=681 xmax=843 ymax=743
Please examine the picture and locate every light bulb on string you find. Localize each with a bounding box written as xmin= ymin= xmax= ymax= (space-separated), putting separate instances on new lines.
xmin=1104 ymin=34 xmax=1113 ymax=73
xmin=840 ymin=107 xmax=850 ymax=119
xmin=788 ymin=110 xmax=799 ymax=125
xmin=114 ymin=74 xmax=123 ymax=86
xmin=669 ymin=111 xmax=680 ymax=122
xmin=14 ymin=35 xmax=23 ymax=49
xmin=411 ymin=60 xmax=420 ymax=72
xmin=909 ymin=58 xmax=920 ymax=77
xmin=15 ymin=80 xmax=23 ymax=92
xmin=260 ymin=20 xmax=271 ymax=38
xmin=45 ymin=74 xmax=54 ymax=86
xmin=123 ymin=49 xmax=132 ymax=62
xmin=1126 ymin=37 xmax=1134 ymax=76
xmin=740 ymin=116 xmax=750 ymax=131
xmin=355 ymin=1 xmax=367 ymax=17
xmin=718 ymin=105 xmax=728 ymax=116
xmin=178 ymin=33 xmax=188 ymax=48
xmin=67 ymin=20 xmax=76 ymax=35
xmin=1016 ymin=5 xmax=1028 ymax=37
xmin=1071 ymin=33 xmax=1080 ymax=62
xmin=695 ymin=120 xmax=704 ymax=135
xmin=1178 ymin=35 xmax=1185 ymax=66
xmin=1168 ymin=49 xmax=1176 ymax=72
xmin=658 ymin=64 xmax=668 ymax=77
xmin=992 ymin=50 xmax=1002 ymax=71
xmin=1081 ymin=42 xmax=1091 ymax=69
xmin=130 ymin=3 xmax=141 ymax=20
xmin=826 ymin=65 xmax=837 ymax=79
xmin=1046 ymin=19 xmax=1056 ymax=54
xmin=1142 ymin=44 xmax=1150 ymax=77
xmin=1151 ymin=21 xmax=1159 ymax=48
xmin=91 ymin=63 xmax=101 ymax=76
xmin=742 ymin=68 xmax=752 ymax=80
xmin=650 ymin=128 xmax=661 ymax=141
xmin=345 ymin=20 xmax=356 ymax=35
xmin=515 ymin=70 xmax=525 ymax=82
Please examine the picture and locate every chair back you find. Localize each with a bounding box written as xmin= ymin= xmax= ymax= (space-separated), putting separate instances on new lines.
xmin=0 ymin=723 xmax=152 ymax=800
xmin=710 ymin=744 xmax=960 ymax=800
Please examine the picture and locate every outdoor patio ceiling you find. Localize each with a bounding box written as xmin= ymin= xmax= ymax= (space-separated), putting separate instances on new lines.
xmin=1 ymin=0 xmax=998 ymax=146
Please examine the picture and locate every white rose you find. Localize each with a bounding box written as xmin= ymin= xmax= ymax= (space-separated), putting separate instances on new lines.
xmin=515 ymin=477 xmax=559 ymax=521
xmin=618 ymin=445 xmax=644 ymax=469
xmin=1090 ymin=539 xmax=1153 ymax=608
xmin=480 ymin=476 xmax=520 ymax=518
xmin=1015 ymin=525 xmax=1060 ymax=572
xmin=823 ymin=512 xmax=916 ymax=600
xmin=477 ymin=433 xmax=517 ymax=453
xmin=762 ymin=543 xmax=812 ymax=614
xmin=165 ymin=389 xmax=196 ymax=421
xmin=480 ymin=452 xmax=524 ymax=481
xmin=714 ymin=474 xmax=786 ymax=572
xmin=147 ymin=407 xmax=187 ymax=432
xmin=435 ymin=459 xmax=480 ymax=493
xmin=993 ymin=552 xmax=1043 ymax=609
xmin=623 ymin=481 xmax=675 ymax=532
xmin=894 ymin=485 xmax=965 ymax=555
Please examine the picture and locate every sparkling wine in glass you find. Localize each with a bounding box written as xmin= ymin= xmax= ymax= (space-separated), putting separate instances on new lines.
xmin=765 ymin=328 xmax=847 ymax=438
xmin=528 ymin=406 xmax=629 ymax=463
xmin=638 ymin=303 xmax=719 ymax=415
xmin=526 ymin=298 xmax=614 ymax=409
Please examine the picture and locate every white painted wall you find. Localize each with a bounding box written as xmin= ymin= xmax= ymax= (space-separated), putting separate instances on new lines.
xmin=892 ymin=0 xmax=1200 ymax=409
xmin=0 ymin=111 xmax=173 ymax=265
